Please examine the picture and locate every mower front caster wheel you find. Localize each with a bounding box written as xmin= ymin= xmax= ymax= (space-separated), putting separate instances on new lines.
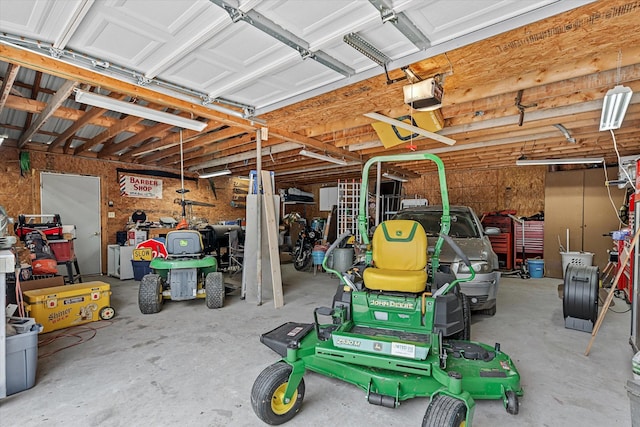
xmin=422 ymin=394 xmax=467 ymax=427
xmin=505 ymin=390 xmax=519 ymax=415
xmin=251 ymin=362 xmax=305 ymax=425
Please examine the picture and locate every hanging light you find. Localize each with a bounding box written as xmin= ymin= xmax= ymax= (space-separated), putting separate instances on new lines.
xmin=199 ymin=169 xmax=232 ymax=178
xmin=75 ymin=89 xmax=207 ymax=131
xmin=599 ymin=85 xmax=633 ymax=131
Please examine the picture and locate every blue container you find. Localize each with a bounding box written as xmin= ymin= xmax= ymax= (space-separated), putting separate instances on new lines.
xmin=527 ymin=259 xmax=545 ymax=278
xmin=312 ymin=250 xmax=326 ymax=265
xmin=132 ymin=260 xmax=152 ymax=281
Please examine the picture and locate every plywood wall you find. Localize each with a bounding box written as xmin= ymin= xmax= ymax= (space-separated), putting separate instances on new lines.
xmin=0 ymin=145 xmax=548 ymax=271
xmin=0 ymin=146 xmax=245 ymax=272
xmin=403 ymin=166 xmax=545 ymax=218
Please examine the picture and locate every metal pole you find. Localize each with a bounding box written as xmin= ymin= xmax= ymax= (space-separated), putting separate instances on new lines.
xmin=256 ymin=129 xmax=263 ymax=305
xmin=375 ymin=162 xmax=381 ymax=226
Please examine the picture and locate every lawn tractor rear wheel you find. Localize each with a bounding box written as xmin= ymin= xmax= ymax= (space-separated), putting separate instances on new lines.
xmin=205 ymin=272 xmax=225 ymax=309
xmin=251 ymin=362 xmax=305 ymax=425
xmin=505 ymin=390 xmax=519 ymax=415
xmin=422 ymin=394 xmax=467 ymax=427
xmin=139 ymin=274 xmax=163 ymax=314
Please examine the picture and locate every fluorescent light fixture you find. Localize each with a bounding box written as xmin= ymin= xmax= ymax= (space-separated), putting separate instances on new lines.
xmin=364 ymin=112 xmax=455 ymax=146
xmin=515 ymin=157 xmax=604 ymax=166
xmin=299 ymin=149 xmax=347 ymax=165
xmin=600 ymin=85 xmax=633 ymax=131
xmin=382 ymin=172 xmax=408 ymax=182
xmin=74 ymin=89 xmax=207 ymax=132
xmin=199 ymin=169 xmax=231 ymax=178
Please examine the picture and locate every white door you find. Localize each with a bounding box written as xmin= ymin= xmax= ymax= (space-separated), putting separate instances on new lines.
xmin=41 ymin=172 xmax=102 ymax=276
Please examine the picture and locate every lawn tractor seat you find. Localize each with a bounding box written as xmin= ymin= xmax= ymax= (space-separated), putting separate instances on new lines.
xmin=363 ymin=220 xmax=427 ymax=293
xmin=165 ymin=230 xmax=204 ymax=257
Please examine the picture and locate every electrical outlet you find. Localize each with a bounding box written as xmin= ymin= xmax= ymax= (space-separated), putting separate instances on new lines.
xmin=108 ymin=212 xmax=115 ymax=218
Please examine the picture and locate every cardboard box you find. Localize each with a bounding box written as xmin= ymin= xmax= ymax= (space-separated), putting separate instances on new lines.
xmin=20 ymin=275 xmax=65 ymax=292
xmin=23 ymin=281 xmax=113 ymax=333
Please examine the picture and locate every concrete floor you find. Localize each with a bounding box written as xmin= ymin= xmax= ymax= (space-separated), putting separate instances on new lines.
xmin=1 ymin=264 xmax=636 ymax=426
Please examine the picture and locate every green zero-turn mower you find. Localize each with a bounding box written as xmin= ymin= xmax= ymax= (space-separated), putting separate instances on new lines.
xmin=251 ymin=154 xmax=522 ymax=426
xmin=138 ymin=229 xmax=226 ymax=314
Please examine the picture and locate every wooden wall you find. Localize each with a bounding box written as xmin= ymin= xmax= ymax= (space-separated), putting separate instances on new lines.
xmin=1 ymin=145 xmax=548 ymax=272
xmin=278 ymin=165 xmax=547 ymax=222
xmin=401 ymin=166 xmax=545 ymax=218
xmin=0 ymin=146 xmax=244 ymax=272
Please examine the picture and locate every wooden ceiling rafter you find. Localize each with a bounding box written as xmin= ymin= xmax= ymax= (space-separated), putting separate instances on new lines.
xmin=18 ymin=79 xmax=78 ymax=148
xmin=0 ymin=62 xmax=19 ymax=114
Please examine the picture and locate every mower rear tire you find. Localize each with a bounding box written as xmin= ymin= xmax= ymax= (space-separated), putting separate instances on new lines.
xmin=205 ymin=272 xmax=225 ymax=309
xmin=422 ymin=394 xmax=467 ymax=427
xmin=505 ymin=390 xmax=519 ymax=415
xmin=139 ymin=274 xmax=163 ymax=314
xmin=450 ymin=293 xmax=471 ymax=341
xmin=251 ymin=362 xmax=305 ymax=425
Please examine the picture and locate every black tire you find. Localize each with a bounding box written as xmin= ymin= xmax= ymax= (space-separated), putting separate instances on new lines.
xmin=293 ymin=248 xmax=312 ymax=271
xmin=505 ymin=390 xmax=519 ymax=415
xmin=422 ymin=394 xmax=467 ymax=427
xmin=139 ymin=274 xmax=163 ymax=314
xmin=451 ymin=293 xmax=471 ymax=341
xmin=99 ymin=306 xmax=115 ymax=320
xmin=251 ymin=362 xmax=305 ymax=425
xmin=205 ymin=272 xmax=225 ymax=309
xmin=480 ymin=303 xmax=497 ymax=316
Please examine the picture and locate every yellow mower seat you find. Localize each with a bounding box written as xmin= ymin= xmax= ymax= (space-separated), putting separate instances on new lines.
xmin=363 ymin=220 xmax=428 ymax=293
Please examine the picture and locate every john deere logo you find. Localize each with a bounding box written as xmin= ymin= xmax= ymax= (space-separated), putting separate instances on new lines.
xmin=179 ymin=239 xmax=188 ymax=247
xmin=396 ymin=230 xmax=402 ymax=236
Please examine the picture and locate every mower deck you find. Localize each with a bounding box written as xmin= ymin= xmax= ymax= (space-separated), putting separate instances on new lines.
xmin=262 ymin=320 xmax=522 ymax=403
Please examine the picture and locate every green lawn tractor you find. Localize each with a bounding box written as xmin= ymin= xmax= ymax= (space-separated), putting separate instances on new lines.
xmin=251 ymin=154 xmax=522 ymax=426
xmin=138 ymin=229 xmax=225 ymax=314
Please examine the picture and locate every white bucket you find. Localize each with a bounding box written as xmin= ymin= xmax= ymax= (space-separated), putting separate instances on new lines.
xmin=560 ymin=251 xmax=593 ymax=278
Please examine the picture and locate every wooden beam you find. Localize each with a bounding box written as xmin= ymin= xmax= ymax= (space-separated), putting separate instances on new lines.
xmin=0 ymin=63 xmax=19 ymax=114
xmin=18 ymin=79 xmax=78 ymax=147
xmin=0 ymin=43 xmax=255 ymax=130
xmin=261 ymin=170 xmax=284 ymax=309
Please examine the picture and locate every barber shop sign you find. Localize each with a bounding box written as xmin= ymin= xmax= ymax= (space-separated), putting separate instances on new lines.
xmin=119 ymin=175 xmax=163 ymax=199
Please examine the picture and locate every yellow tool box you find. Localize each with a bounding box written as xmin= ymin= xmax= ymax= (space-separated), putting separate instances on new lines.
xmin=23 ymin=281 xmax=115 ymax=333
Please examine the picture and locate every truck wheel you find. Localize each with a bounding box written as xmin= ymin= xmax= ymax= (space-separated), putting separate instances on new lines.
xmin=251 ymin=362 xmax=305 ymax=425
xmin=205 ymin=272 xmax=224 ymax=309
xmin=422 ymin=394 xmax=467 ymax=427
xmin=480 ymin=304 xmax=497 ymax=316
xmin=139 ymin=274 xmax=163 ymax=314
